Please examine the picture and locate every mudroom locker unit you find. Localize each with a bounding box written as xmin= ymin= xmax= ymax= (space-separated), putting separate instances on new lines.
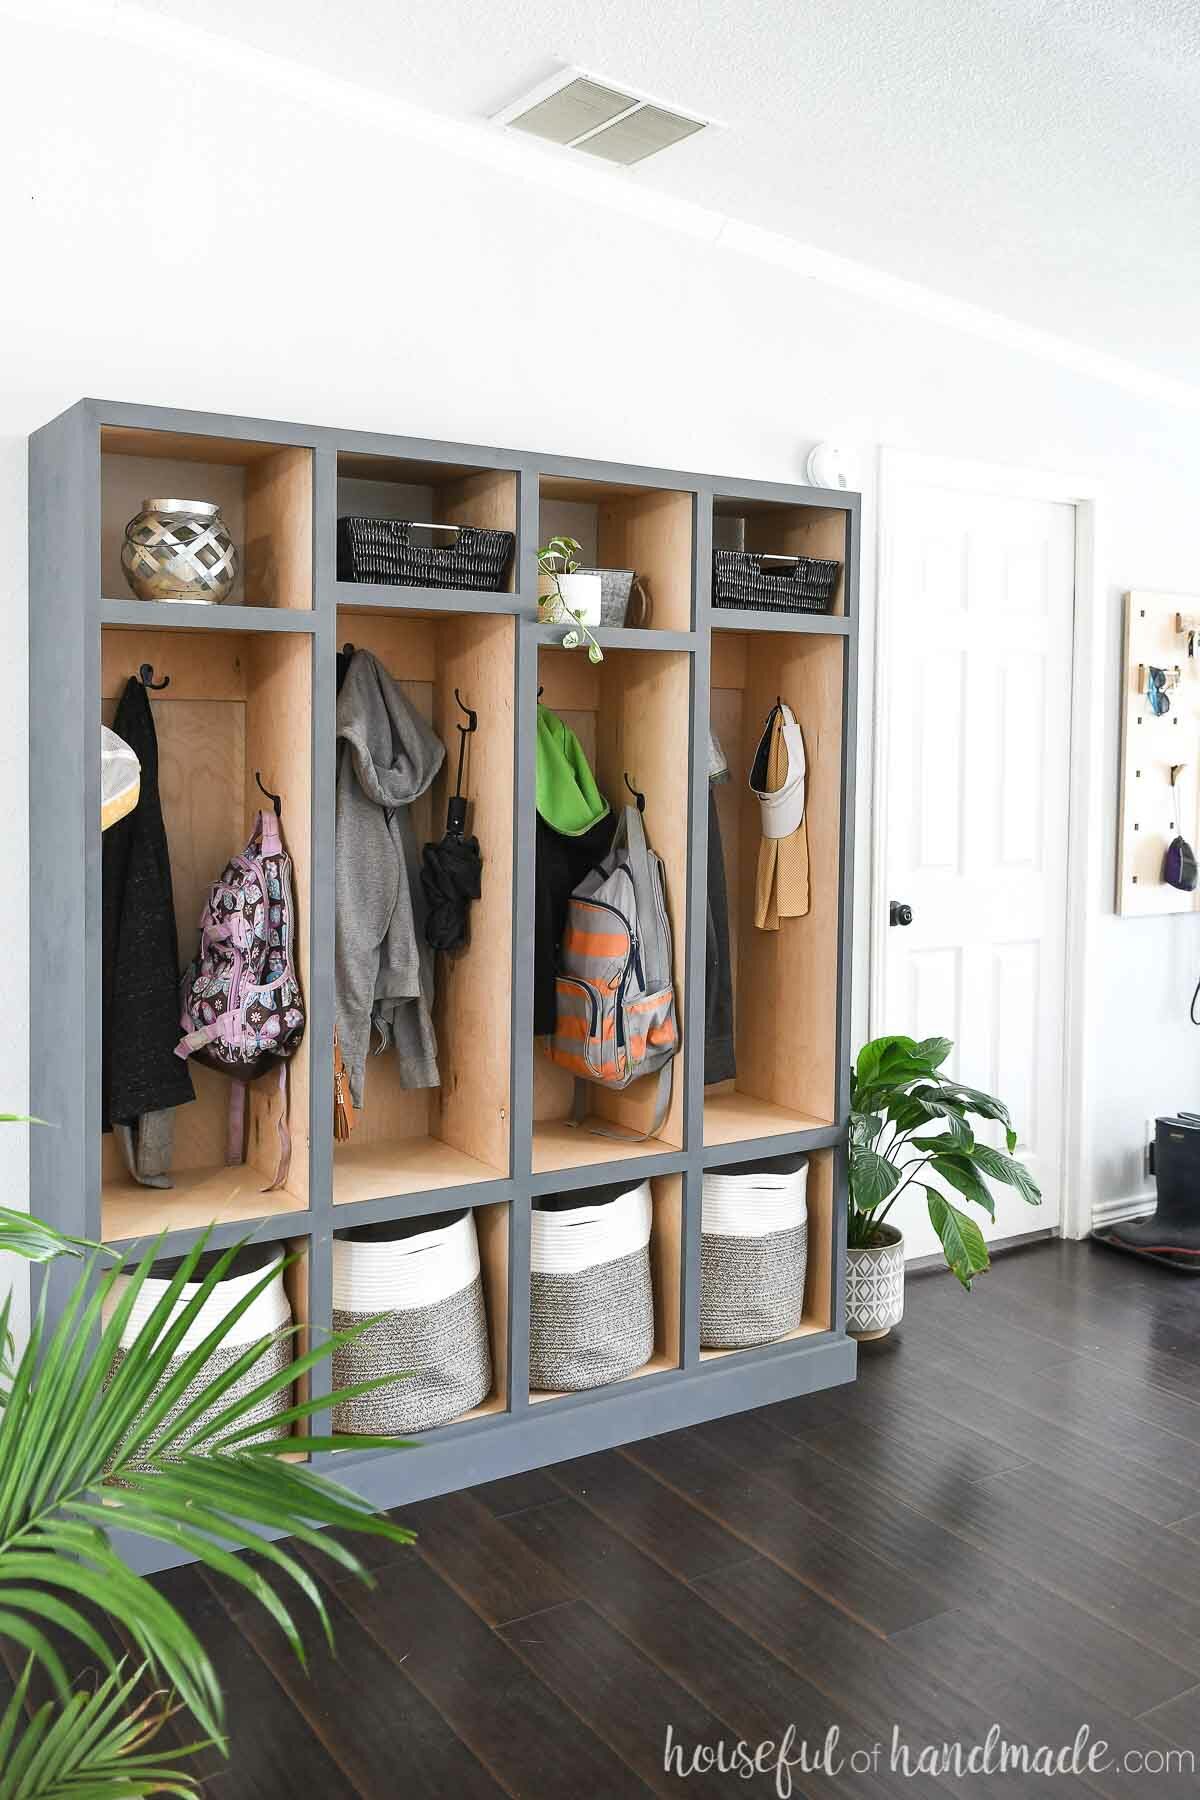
xmin=29 ymin=398 xmax=860 ymax=1573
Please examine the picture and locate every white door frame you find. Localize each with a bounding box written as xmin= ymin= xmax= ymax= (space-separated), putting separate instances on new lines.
xmin=872 ymin=448 xmax=1107 ymax=1242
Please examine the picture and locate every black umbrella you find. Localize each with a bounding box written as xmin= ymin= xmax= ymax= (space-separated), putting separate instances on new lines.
xmin=421 ymin=689 xmax=483 ymax=953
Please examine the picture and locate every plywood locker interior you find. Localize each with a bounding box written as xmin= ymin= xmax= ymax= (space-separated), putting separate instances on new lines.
xmin=332 ymin=609 xmax=515 ymax=1205
xmin=533 ymin=644 xmax=691 ymax=1170
xmin=530 ymin=1173 xmax=682 ymax=1403
xmin=705 ymin=629 xmax=844 ymax=1147
xmin=539 ymin=475 xmax=693 ymax=631
xmin=100 ymin=428 xmax=313 ymax=609
xmin=99 ymin=625 xmax=313 ymax=1239
xmin=337 ymin=454 xmax=519 ymax=593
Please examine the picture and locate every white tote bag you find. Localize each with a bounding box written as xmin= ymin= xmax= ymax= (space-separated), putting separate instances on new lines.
xmin=332 ymin=1208 xmax=492 ymax=1434
xmin=701 ymin=1152 xmax=808 ymax=1348
xmin=530 ymin=1179 xmax=654 ymax=1391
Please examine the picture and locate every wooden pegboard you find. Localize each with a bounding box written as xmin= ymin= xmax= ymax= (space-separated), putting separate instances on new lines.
xmin=1117 ymin=590 xmax=1200 ymax=915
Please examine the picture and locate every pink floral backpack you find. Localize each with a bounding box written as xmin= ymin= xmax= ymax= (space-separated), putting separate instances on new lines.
xmin=175 ymin=809 xmax=305 ymax=1188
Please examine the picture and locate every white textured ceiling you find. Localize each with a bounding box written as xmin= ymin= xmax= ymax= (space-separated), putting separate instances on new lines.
xmin=140 ymin=0 xmax=1200 ymax=386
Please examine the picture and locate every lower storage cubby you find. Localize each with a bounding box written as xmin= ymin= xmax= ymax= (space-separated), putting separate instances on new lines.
xmin=698 ymin=1149 xmax=833 ymax=1361
xmin=331 ymin=1203 xmax=509 ymax=1433
xmin=704 ymin=629 xmax=845 ymax=1145
xmin=533 ymin=645 xmax=690 ymax=1169
xmin=332 ymin=610 xmax=515 ymax=1204
xmin=529 ymin=1174 xmax=681 ymax=1401
xmin=99 ymin=626 xmax=312 ymax=1240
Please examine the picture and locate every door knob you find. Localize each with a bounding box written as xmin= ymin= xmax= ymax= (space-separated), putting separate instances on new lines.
xmin=889 ymin=901 xmax=914 ymax=927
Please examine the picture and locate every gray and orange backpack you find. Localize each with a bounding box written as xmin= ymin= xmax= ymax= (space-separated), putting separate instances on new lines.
xmin=545 ymin=804 xmax=679 ymax=1139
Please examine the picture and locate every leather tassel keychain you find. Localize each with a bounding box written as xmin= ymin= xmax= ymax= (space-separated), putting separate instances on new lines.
xmin=333 ymin=1028 xmax=357 ymax=1141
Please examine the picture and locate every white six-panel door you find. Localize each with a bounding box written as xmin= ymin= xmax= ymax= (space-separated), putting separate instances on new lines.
xmin=879 ymin=483 xmax=1075 ymax=1255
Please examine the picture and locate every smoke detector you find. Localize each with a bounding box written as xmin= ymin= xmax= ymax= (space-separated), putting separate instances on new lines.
xmin=493 ymin=68 xmax=710 ymax=167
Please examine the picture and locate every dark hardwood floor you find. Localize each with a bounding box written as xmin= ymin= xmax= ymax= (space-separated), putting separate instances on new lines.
xmin=26 ymin=1240 xmax=1200 ymax=1793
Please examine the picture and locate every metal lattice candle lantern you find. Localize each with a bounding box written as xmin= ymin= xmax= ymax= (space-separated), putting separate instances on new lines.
xmin=121 ymin=496 xmax=238 ymax=603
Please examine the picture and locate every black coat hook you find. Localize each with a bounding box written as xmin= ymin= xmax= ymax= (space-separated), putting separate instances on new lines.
xmin=255 ymin=771 xmax=282 ymax=818
xmin=450 ymin=689 xmax=477 ymax=816
xmin=624 ymin=773 xmax=646 ymax=813
xmin=139 ymin=663 xmax=169 ymax=691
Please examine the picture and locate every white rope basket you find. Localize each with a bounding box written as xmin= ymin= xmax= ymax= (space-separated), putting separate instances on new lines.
xmin=701 ymin=1153 xmax=809 ymax=1349
xmin=102 ymin=1243 xmax=294 ymax=1463
xmin=530 ymin=1179 xmax=654 ymax=1392
xmin=332 ymin=1209 xmax=492 ymax=1435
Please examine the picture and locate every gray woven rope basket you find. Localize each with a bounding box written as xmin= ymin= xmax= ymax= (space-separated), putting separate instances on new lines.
xmin=332 ymin=1276 xmax=492 ymax=1434
xmin=699 ymin=1151 xmax=809 ymax=1349
xmin=529 ymin=1247 xmax=654 ymax=1391
xmin=108 ymin=1335 xmax=293 ymax=1470
xmin=699 ymin=1221 xmax=808 ymax=1349
xmin=530 ymin=1179 xmax=655 ymax=1392
xmin=103 ymin=1242 xmax=294 ymax=1474
xmin=331 ymin=1210 xmax=493 ymax=1435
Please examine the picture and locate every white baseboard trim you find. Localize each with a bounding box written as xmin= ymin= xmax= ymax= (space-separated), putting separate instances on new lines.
xmin=1091 ymin=1192 xmax=1157 ymax=1231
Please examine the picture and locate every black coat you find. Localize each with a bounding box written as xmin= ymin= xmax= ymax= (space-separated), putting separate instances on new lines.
xmin=101 ymin=680 xmax=195 ymax=1128
xmin=533 ymin=811 xmax=616 ymax=1036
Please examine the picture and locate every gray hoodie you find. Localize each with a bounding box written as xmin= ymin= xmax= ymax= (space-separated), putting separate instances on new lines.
xmin=336 ymin=650 xmax=446 ymax=1106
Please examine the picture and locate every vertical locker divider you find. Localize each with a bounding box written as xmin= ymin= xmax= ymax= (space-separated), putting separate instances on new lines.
xmin=307 ymin=445 xmax=338 ymax=1448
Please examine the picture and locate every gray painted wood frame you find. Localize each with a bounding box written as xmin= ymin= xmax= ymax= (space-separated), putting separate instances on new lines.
xmin=29 ymin=397 xmax=860 ymax=1571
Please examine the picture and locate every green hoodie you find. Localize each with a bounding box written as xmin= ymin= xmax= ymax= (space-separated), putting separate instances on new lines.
xmin=535 ymin=703 xmax=610 ymax=837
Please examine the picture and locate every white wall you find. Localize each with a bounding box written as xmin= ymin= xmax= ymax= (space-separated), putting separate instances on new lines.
xmin=1 ymin=3 xmax=1197 ymax=1311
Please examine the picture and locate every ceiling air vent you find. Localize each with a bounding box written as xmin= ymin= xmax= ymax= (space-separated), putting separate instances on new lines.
xmin=494 ymin=70 xmax=708 ymax=167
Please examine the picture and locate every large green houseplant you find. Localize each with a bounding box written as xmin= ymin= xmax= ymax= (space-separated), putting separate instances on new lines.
xmin=847 ymin=1034 xmax=1040 ymax=1335
xmin=0 ymin=1193 xmax=413 ymax=1797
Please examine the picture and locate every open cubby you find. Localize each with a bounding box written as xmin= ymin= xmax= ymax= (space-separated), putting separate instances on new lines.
xmin=99 ymin=624 xmax=313 ymax=1240
xmin=100 ymin=427 xmax=313 ymax=610
xmin=34 ymin=400 xmax=860 ymax=1568
xmin=698 ymin=1150 xmax=834 ymax=1362
xmin=713 ymin=493 xmax=849 ymax=617
xmin=337 ymin=453 xmax=519 ymax=596
xmin=533 ymin=643 xmax=690 ymax=1168
xmin=332 ymin=609 xmax=515 ymax=1205
xmin=705 ymin=628 xmax=844 ymax=1147
xmin=539 ymin=474 xmax=693 ymax=631
xmin=529 ymin=1174 xmax=682 ymax=1403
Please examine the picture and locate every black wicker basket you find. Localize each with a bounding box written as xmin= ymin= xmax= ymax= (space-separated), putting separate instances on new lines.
xmin=712 ymin=549 xmax=840 ymax=614
xmin=337 ymin=517 xmax=515 ymax=591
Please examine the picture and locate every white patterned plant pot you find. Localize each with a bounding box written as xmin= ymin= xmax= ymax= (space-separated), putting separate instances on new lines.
xmin=700 ymin=1151 xmax=809 ymax=1349
xmin=103 ymin=1242 xmax=294 ymax=1471
xmin=845 ymin=1226 xmax=905 ymax=1339
xmin=332 ymin=1209 xmax=492 ymax=1435
xmin=530 ymin=1178 xmax=655 ymax=1391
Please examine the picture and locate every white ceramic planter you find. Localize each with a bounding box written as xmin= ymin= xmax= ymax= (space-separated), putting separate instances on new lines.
xmin=541 ymin=570 xmax=603 ymax=626
xmin=845 ymin=1224 xmax=905 ymax=1339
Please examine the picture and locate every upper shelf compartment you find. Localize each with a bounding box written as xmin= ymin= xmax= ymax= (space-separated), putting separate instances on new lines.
xmin=101 ymin=427 xmax=313 ymax=613
xmin=712 ymin=494 xmax=849 ymax=624
xmin=336 ymin=453 xmax=519 ymax=609
xmin=539 ymin=475 xmax=693 ymax=634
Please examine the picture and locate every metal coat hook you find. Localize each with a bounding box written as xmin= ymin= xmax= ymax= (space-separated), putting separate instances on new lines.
xmin=451 ymin=689 xmax=477 ymax=802
xmin=255 ymin=771 xmax=282 ymax=817
xmin=139 ymin=663 xmax=169 ymax=691
xmin=624 ymin=773 xmax=646 ymax=813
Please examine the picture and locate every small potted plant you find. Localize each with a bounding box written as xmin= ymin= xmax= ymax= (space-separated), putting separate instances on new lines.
xmin=538 ymin=535 xmax=604 ymax=662
xmin=846 ymin=1033 xmax=1040 ymax=1337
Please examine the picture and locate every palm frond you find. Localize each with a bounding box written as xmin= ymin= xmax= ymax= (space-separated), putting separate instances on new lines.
xmin=0 ymin=1230 xmax=413 ymax=1742
xmin=0 ymin=1658 xmax=205 ymax=1799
